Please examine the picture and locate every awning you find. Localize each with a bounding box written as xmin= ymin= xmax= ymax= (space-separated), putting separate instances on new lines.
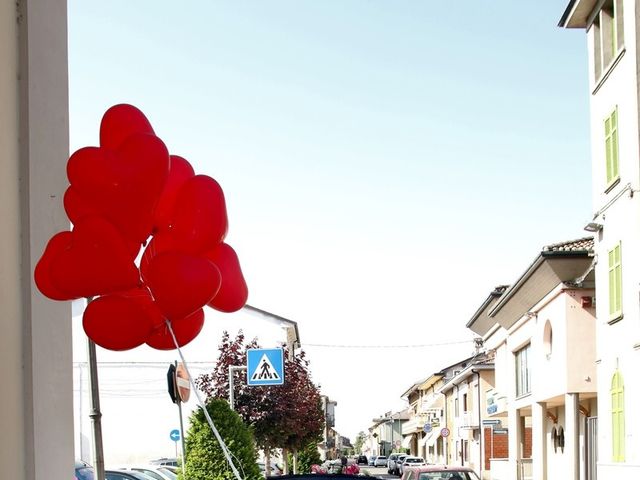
xmin=401 ymin=435 xmax=414 ymax=448
xmin=420 ymin=430 xmax=438 ymax=448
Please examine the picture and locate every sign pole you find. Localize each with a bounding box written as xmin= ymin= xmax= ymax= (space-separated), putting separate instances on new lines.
xmin=88 ymin=337 xmax=105 ymax=480
xmin=86 ymin=297 xmax=105 ymax=480
xmin=175 ymin=361 xmax=187 ymax=475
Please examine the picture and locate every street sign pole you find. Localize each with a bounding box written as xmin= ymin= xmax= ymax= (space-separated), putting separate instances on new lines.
xmin=175 ymin=362 xmax=187 ymax=476
xmin=86 ymin=295 xmax=105 ymax=480
xmin=87 ymin=337 xmax=105 ymax=480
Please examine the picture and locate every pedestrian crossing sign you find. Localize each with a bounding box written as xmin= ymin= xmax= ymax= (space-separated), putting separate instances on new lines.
xmin=247 ymin=348 xmax=285 ymax=386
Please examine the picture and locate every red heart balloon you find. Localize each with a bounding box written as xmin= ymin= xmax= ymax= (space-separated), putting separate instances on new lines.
xmin=153 ymin=155 xmax=195 ymax=233
xmin=206 ymin=243 xmax=248 ymax=313
xmin=169 ymin=175 xmax=228 ymax=254
xmin=64 ymin=186 xmax=141 ymax=260
xmin=49 ymin=216 xmax=141 ymax=298
xmin=146 ymin=309 xmax=205 ymax=350
xmin=64 ymin=186 xmax=99 ymax=222
xmin=34 ymin=231 xmax=77 ymax=301
xmin=67 ymin=133 xmax=170 ymax=244
xmin=83 ymin=293 xmax=154 ymax=351
xmin=100 ymin=104 xmax=155 ymax=150
xmin=146 ymin=251 xmax=221 ymax=320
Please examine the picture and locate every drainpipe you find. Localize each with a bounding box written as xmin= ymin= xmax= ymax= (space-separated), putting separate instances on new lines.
xmin=441 ymin=391 xmax=447 ymax=464
xmin=472 ymin=370 xmax=483 ymax=478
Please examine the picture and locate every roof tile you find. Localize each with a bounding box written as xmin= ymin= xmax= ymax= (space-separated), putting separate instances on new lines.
xmin=542 ymin=236 xmax=594 ymax=253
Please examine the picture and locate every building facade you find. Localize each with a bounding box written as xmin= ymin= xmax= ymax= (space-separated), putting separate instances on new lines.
xmin=561 ymin=0 xmax=640 ymax=477
xmin=469 ymin=238 xmax=597 ymax=480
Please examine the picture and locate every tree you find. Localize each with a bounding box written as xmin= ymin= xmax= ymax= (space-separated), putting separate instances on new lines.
xmin=197 ymin=331 xmax=325 ymax=472
xmin=354 ymin=431 xmax=366 ymax=454
xmin=181 ymin=397 xmax=261 ymax=480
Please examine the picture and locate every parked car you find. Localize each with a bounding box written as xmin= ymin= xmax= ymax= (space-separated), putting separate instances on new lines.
xmin=374 ymin=455 xmax=387 ymax=467
xmin=400 ymin=464 xmax=480 ymax=480
xmin=368 ymin=456 xmax=377 ymax=466
xmin=149 ymin=458 xmax=179 ymax=467
xmin=75 ymin=460 xmax=94 ymax=480
xmin=356 ymin=455 xmax=368 ymax=465
xmin=74 ymin=462 xmax=156 ymax=480
xmin=387 ymin=453 xmax=407 ymax=475
xmin=397 ymin=457 xmax=426 ymax=476
xmin=105 ymin=471 xmax=156 ymax=480
xmin=113 ymin=465 xmax=177 ymax=480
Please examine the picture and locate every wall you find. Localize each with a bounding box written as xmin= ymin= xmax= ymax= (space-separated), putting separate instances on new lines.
xmin=586 ymin=0 xmax=640 ymax=473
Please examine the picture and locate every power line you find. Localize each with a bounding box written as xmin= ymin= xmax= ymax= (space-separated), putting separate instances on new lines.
xmin=301 ymin=339 xmax=474 ymax=349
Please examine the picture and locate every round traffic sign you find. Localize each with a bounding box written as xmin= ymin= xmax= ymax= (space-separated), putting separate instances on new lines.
xmin=423 ymin=423 xmax=432 ymax=433
xmin=170 ymin=429 xmax=180 ymax=442
xmin=440 ymin=427 xmax=450 ymax=438
xmin=176 ymin=362 xmax=191 ymax=403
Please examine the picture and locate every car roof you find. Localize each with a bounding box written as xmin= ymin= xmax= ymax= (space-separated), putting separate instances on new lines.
xmin=405 ymin=465 xmax=476 ymax=472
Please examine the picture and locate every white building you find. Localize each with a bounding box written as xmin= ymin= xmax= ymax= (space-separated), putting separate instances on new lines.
xmin=561 ymin=0 xmax=640 ymax=477
xmin=468 ymin=238 xmax=597 ymax=480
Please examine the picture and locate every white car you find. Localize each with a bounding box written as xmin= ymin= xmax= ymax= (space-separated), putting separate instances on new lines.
xmin=113 ymin=465 xmax=177 ymax=480
xmin=374 ymin=455 xmax=388 ymax=467
xmin=398 ymin=456 xmax=426 ymax=476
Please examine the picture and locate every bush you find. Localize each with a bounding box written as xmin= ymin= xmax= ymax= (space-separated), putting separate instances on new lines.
xmin=181 ymin=398 xmax=261 ymax=480
xmin=287 ymin=438 xmax=322 ymax=474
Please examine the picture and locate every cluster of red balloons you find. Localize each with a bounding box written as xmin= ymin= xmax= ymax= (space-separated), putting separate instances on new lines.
xmin=35 ymin=104 xmax=248 ymax=351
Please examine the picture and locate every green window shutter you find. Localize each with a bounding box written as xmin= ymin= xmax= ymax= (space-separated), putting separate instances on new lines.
xmin=608 ymin=244 xmax=622 ymax=319
xmin=605 ymin=108 xmax=620 ymax=185
xmin=611 ymin=370 xmax=625 ymax=462
xmin=611 ymin=108 xmax=619 ymax=179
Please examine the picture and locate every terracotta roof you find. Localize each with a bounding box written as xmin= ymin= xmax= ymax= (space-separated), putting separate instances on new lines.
xmin=542 ymin=236 xmax=593 ymax=253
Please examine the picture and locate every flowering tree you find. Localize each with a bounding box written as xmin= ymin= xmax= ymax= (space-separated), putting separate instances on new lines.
xmin=196 ymin=331 xmax=324 ymax=471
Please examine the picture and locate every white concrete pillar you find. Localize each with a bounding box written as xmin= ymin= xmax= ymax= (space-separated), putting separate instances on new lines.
xmin=565 ymin=394 xmax=580 ymax=480
xmin=506 ymin=349 xmax=519 ymax=478
xmin=532 ymin=402 xmax=547 ymax=480
xmin=1 ymin=1 xmax=72 ymax=479
xmin=508 ymin=407 xmax=521 ymax=479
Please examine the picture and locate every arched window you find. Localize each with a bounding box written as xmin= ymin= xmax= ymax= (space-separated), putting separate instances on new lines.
xmin=611 ymin=369 xmax=625 ymax=462
xmin=543 ymin=320 xmax=553 ymax=358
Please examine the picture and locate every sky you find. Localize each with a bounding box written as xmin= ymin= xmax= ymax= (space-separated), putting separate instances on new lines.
xmin=67 ymin=0 xmax=592 ymax=463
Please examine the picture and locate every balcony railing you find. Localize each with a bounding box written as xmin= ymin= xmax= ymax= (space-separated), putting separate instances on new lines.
xmin=454 ymin=411 xmax=479 ymax=430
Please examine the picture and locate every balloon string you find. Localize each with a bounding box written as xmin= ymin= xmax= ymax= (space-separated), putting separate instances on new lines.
xmin=165 ymin=320 xmax=244 ymax=480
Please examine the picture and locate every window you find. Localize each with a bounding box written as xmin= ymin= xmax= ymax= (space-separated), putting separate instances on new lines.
xmin=462 ymin=393 xmax=468 ymax=413
xmin=605 ymin=107 xmax=619 ymax=187
xmin=611 ymin=369 xmax=625 ymax=462
xmin=543 ymin=320 xmax=553 ymax=358
xmin=608 ymin=243 xmax=622 ymax=321
xmin=515 ymin=344 xmax=531 ymax=397
xmin=593 ymin=0 xmax=624 ymax=81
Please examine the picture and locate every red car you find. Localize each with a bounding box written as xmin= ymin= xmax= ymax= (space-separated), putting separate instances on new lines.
xmin=400 ymin=464 xmax=480 ymax=480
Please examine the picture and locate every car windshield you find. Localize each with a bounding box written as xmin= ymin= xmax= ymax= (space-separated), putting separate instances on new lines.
xmin=418 ymin=472 xmax=479 ymax=480
xmin=75 ymin=467 xmax=95 ymax=480
xmin=406 ymin=458 xmax=424 ymax=463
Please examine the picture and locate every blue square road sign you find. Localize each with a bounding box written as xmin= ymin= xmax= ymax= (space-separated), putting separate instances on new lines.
xmin=247 ymin=348 xmax=284 ymax=386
